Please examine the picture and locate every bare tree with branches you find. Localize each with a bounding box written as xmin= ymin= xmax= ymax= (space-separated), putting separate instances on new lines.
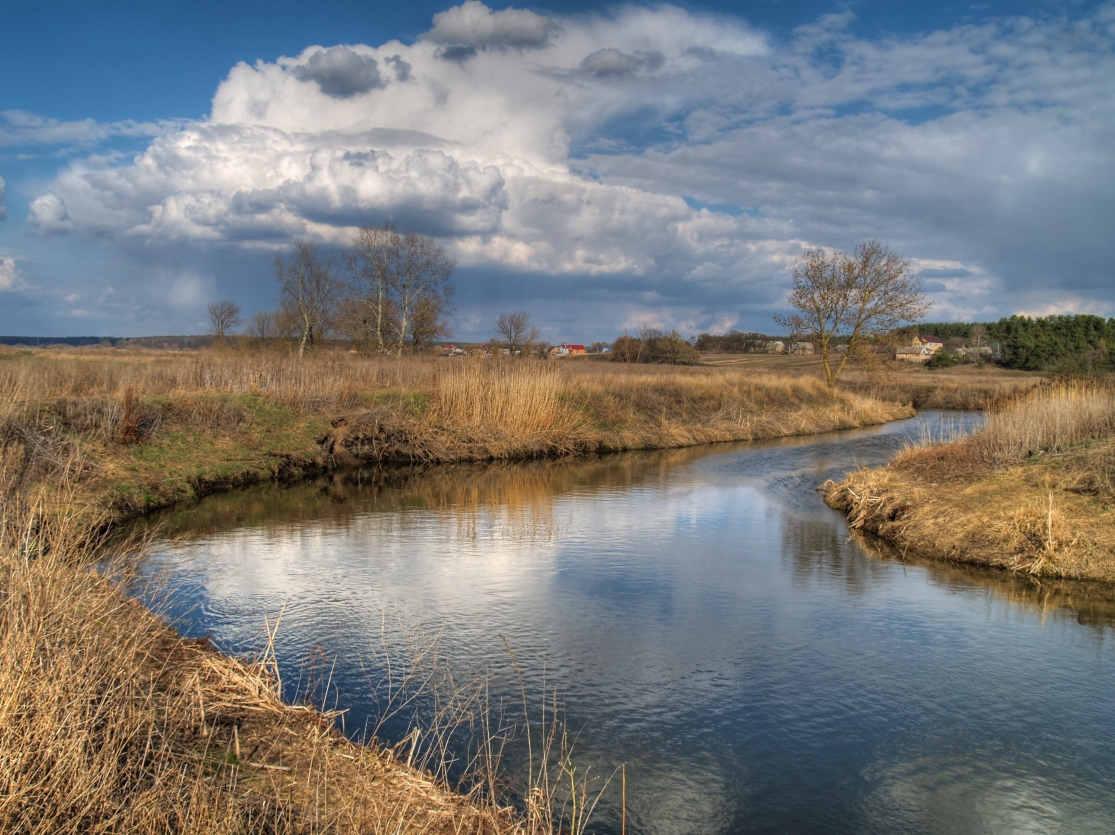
xmin=392 ymin=232 xmax=455 ymax=358
xmin=274 ymin=240 xmax=341 ymax=358
xmin=493 ymin=311 xmax=541 ymax=357
xmin=408 ymin=292 xmax=454 ymax=352
xmin=244 ymin=309 xmax=276 ymax=349
xmin=206 ymin=300 xmax=242 ymax=344
xmin=345 ymin=223 xmax=398 ymax=355
xmin=344 ymin=224 xmax=454 ymax=356
xmin=775 ymin=240 xmax=930 ymax=386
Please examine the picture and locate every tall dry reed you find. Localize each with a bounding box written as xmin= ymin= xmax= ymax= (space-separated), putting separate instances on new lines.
xmin=976 ymin=379 xmax=1115 ymax=460
xmin=434 ymin=359 xmax=580 ymax=435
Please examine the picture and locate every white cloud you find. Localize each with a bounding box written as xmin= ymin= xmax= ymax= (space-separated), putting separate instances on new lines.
xmin=28 ymin=192 xmax=74 ymax=236
xmin=0 ymin=175 xmax=6 ymax=221
xmin=17 ymin=2 xmax=1115 ymax=334
xmin=423 ymin=1 xmax=559 ymax=51
xmin=0 ymin=109 xmax=171 ymax=148
xmin=0 ymin=256 xmax=22 ymax=291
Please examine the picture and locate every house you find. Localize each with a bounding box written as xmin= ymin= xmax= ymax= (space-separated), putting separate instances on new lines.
xmin=895 ymin=334 xmax=943 ymax=363
xmin=550 ymin=343 xmax=586 ymax=356
xmin=913 ymin=335 xmax=944 ymax=354
xmin=895 ymin=345 xmax=932 ymax=362
xmin=766 ymin=340 xmax=785 ymax=354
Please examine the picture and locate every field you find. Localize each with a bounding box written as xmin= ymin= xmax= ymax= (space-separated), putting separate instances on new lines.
xmin=0 ymin=345 xmax=936 ymax=522
xmin=826 ymin=379 xmax=1115 ymax=582
xmin=699 ymin=352 xmax=1043 ymax=409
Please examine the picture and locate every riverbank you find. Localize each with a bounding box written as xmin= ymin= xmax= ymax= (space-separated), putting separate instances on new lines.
xmin=2 ymin=346 xmax=918 ymax=522
xmin=0 ymin=505 xmax=527 ymax=834
xmin=825 ymin=380 xmax=1115 ymax=582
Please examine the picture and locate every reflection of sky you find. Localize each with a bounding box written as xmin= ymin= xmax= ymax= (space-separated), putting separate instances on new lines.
xmin=146 ymin=412 xmax=1115 ymax=834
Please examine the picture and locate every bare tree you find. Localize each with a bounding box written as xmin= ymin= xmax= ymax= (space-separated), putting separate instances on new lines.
xmin=494 ymin=311 xmax=541 ymax=357
xmin=393 ymin=232 xmax=455 ymax=358
xmin=206 ymin=300 xmax=242 ymax=343
xmin=408 ymin=291 xmax=454 ymax=352
xmin=775 ymin=240 xmax=930 ymax=386
xmin=344 ymin=224 xmax=454 ymax=356
xmin=968 ymin=324 xmax=989 ymax=349
xmin=245 ymin=309 xmax=275 ymax=349
xmin=345 ymin=223 xmax=399 ymax=355
xmin=274 ymin=240 xmax=340 ymax=358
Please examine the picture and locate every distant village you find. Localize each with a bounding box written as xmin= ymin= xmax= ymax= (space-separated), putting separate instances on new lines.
xmin=2 ymin=312 xmax=1110 ymax=374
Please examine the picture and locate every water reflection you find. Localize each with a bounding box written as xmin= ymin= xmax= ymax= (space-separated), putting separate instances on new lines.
xmin=139 ymin=412 xmax=1115 ymax=834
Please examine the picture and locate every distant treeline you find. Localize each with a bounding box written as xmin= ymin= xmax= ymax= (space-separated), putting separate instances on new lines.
xmin=0 ymin=336 xmax=118 ymax=347
xmin=920 ymin=314 xmax=1115 ymax=371
xmin=694 ymin=331 xmax=782 ymax=353
xmin=0 ymin=335 xmax=207 ymax=350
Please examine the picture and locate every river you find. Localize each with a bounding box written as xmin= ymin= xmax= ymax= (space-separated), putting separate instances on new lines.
xmin=138 ymin=411 xmax=1115 ymax=834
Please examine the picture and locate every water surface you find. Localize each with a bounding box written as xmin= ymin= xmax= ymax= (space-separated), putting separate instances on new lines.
xmin=141 ymin=412 xmax=1115 ymax=834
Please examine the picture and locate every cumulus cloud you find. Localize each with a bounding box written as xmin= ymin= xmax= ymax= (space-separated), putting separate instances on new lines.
xmin=20 ymin=2 xmax=1115 ymax=334
xmin=28 ymin=192 xmax=74 ymax=236
xmin=0 ymin=257 xmax=20 ymax=290
xmin=292 ymin=47 xmax=385 ymax=98
xmin=424 ymin=1 xmax=559 ymax=51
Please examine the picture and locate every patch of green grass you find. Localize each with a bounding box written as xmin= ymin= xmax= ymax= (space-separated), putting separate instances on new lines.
xmin=361 ymin=388 xmax=431 ymax=414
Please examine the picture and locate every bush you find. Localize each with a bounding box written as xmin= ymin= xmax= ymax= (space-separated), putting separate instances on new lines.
xmin=610 ymin=330 xmax=700 ymax=365
xmin=926 ymin=350 xmax=963 ymax=368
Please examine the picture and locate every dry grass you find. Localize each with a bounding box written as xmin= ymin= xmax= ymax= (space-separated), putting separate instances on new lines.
xmin=826 ymin=379 xmax=1115 ymax=581
xmin=698 ymin=352 xmax=1045 ymax=409
xmin=0 ymin=346 xmax=913 ymax=521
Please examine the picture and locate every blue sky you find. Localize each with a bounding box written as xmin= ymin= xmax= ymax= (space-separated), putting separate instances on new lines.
xmin=1 ymin=0 xmax=1112 ymax=340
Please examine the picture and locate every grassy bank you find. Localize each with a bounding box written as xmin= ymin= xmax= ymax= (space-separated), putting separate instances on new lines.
xmin=825 ymin=380 xmax=1115 ymax=582
xmin=1 ymin=346 xmax=914 ymax=521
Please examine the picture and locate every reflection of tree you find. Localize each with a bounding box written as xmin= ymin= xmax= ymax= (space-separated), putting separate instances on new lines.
xmin=781 ymin=516 xmax=892 ymax=593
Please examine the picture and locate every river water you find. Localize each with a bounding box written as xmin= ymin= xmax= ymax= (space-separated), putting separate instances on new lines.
xmin=140 ymin=412 xmax=1115 ymax=834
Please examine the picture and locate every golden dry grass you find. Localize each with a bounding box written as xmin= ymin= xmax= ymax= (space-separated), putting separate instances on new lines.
xmin=698 ymin=352 xmax=1045 ymax=409
xmin=826 ymin=379 xmax=1115 ymax=581
xmin=0 ymin=346 xmax=913 ymax=521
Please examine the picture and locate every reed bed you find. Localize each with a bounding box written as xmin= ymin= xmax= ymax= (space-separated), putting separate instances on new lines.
xmin=435 ymin=360 xmax=576 ymax=435
xmin=826 ymin=379 xmax=1115 ymax=581
xmin=974 ymin=380 xmax=1115 ymax=459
